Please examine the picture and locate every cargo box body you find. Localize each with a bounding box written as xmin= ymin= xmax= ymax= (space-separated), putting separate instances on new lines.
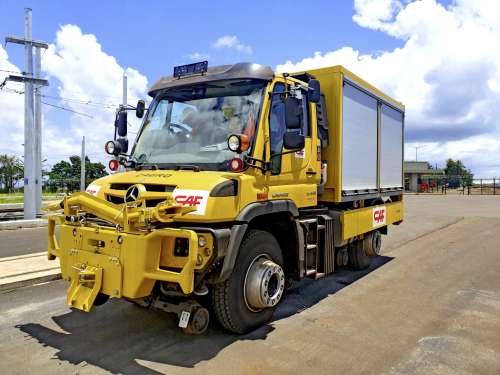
xmin=306 ymin=66 xmax=405 ymax=203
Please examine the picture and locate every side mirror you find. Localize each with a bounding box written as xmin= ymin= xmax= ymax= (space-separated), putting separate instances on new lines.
xmin=283 ymin=132 xmax=305 ymax=150
xmin=136 ymin=100 xmax=145 ymax=118
xmin=116 ymin=111 xmax=128 ymax=137
xmin=308 ymin=79 xmax=321 ymax=103
xmin=284 ymin=97 xmax=302 ymax=129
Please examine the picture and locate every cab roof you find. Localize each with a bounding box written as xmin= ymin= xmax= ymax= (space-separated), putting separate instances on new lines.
xmin=148 ymin=62 xmax=274 ymax=97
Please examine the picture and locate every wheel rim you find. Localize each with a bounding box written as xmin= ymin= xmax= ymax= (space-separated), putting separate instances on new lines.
xmin=189 ymin=307 xmax=210 ymax=334
xmin=243 ymin=254 xmax=285 ymax=312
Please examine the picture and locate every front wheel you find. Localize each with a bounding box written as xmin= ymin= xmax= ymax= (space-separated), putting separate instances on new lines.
xmin=212 ymin=230 xmax=285 ymax=334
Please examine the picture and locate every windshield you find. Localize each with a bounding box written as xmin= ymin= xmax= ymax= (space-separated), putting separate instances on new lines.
xmin=131 ymin=79 xmax=266 ymax=171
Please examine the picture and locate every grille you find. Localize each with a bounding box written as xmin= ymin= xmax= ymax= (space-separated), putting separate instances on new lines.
xmin=109 ymin=183 xmax=176 ymax=192
xmin=106 ymin=195 xmax=169 ymax=207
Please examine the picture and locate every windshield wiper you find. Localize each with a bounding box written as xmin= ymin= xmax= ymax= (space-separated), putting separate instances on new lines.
xmin=174 ymin=165 xmax=201 ymax=172
xmin=135 ymin=163 xmax=159 ymax=171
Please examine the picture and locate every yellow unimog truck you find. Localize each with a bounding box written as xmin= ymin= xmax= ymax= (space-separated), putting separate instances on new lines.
xmin=47 ymin=61 xmax=404 ymax=334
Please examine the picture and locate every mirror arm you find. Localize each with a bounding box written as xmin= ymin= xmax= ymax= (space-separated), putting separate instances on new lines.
xmin=244 ymin=156 xmax=271 ymax=172
xmin=270 ymin=148 xmax=303 ymax=159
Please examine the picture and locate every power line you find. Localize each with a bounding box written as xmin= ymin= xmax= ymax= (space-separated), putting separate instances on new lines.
xmin=0 ymin=68 xmax=22 ymax=74
xmin=59 ymin=88 xmax=122 ymax=101
xmin=41 ymin=100 xmax=94 ymax=118
xmin=41 ymin=93 xmax=119 ymax=109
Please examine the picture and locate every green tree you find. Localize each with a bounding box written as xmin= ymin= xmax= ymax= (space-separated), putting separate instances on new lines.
xmin=0 ymin=154 xmax=23 ymax=193
xmin=48 ymin=156 xmax=107 ymax=192
xmin=444 ymin=159 xmax=473 ymax=186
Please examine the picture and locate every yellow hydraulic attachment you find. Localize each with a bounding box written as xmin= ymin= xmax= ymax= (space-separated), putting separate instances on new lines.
xmin=46 ymin=188 xmax=202 ymax=312
xmin=46 ymin=186 xmax=196 ymax=233
xmin=67 ymin=264 xmax=103 ymax=312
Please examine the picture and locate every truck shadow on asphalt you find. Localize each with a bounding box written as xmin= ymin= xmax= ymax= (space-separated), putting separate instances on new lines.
xmin=16 ymin=256 xmax=392 ymax=374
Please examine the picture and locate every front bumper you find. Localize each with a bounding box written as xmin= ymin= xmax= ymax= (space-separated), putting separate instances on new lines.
xmin=48 ymin=215 xmax=200 ymax=312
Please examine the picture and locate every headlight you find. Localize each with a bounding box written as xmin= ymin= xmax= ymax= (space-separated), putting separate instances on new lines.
xmin=105 ymin=140 xmax=120 ymax=156
xmin=227 ymin=134 xmax=241 ymax=152
xmin=198 ymin=235 xmax=207 ymax=247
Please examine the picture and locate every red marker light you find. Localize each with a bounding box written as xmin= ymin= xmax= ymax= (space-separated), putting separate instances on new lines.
xmin=229 ymin=158 xmax=244 ymax=172
xmin=109 ymin=159 xmax=119 ymax=172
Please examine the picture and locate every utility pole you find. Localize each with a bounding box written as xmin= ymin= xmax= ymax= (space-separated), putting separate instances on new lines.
xmin=412 ymin=145 xmax=426 ymax=162
xmin=123 ymin=72 xmax=127 ymax=109
xmin=23 ymin=8 xmax=35 ymax=219
xmin=35 ymin=46 xmax=43 ymax=213
xmin=80 ymin=136 xmax=86 ymax=191
xmin=5 ymin=8 xmax=48 ymax=219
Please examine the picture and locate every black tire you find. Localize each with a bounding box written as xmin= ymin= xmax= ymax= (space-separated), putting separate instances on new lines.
xmin=348 ymin=240 xmax=371 ymax=270
xmin=211 ymin=229 xmax=284 ymax=334
xmin=93 ymin=293 xmax=109 ymax=306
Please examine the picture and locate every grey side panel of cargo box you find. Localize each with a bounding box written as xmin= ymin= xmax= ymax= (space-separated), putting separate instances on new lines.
xmin=380 ymin=105 xmax=404 ymax=189
xmin=342 ymin=82 xmax=378 ymax=192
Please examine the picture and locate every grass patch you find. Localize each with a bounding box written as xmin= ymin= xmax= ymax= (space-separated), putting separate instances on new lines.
xmin=0 ymin=193 xmax=62 ymax=204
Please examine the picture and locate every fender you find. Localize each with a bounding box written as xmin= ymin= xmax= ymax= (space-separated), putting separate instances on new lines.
xmin=216 ymin=200 xmax=299 ymax=282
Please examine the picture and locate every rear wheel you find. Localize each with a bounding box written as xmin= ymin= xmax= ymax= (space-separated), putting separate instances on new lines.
xmin=348 ymin=240 xmax=371 ymax=270
xmin=212 ymin=230 xmax=284 ymax=334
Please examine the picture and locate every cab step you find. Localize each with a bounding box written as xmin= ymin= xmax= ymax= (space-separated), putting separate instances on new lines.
xmin=299 ymin=215 xmax=335 ymax=278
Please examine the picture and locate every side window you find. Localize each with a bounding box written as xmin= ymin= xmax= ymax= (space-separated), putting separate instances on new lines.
xmin=269 ymin=83 xmax=286 ymax=174
xmin=148 ymin=99 xmax=169 ymax=130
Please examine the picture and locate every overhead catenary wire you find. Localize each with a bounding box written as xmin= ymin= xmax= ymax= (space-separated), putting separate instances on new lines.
xmin=0 ymin=68 xmax=23 ymax=74
xmin=1 ymin=81 xmax=122 ymax=110
xmin=41 ymin=100 xmax=94 ymax=118
xmin=40 ymin=93 xmax=120 ymax=109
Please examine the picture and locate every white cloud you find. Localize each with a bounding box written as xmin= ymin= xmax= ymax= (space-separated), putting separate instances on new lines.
xmin=0 ymin=45 xmax=24 ymax=156
xmin=41 ymin=24 xmax=148 ymax=166
xmin=353 ymin=0 xmax=403 ymax=30
xmin=212 ymin=35 xmax=252 ymax=54
xmin=277 ymin=0 xmax=500 ymax=177
xmin=0 ymin=24 xmax=149 ymax=173
xmin=188 ymin=52 xmax=209 ymax=61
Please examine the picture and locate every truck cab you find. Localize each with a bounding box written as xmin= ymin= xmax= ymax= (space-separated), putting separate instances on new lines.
xmin=47 ymin=62 xmax=404 ymax=334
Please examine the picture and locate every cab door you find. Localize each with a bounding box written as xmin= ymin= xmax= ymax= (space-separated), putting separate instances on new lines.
xmin=265 ymin=80 xmax=319 ymax=207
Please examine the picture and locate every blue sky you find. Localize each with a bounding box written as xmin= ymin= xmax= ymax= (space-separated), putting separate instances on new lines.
xmin=1 ymin=0 xmax=499 ymax=177
xmin=0 ymin=0 xmax=403 ymax=81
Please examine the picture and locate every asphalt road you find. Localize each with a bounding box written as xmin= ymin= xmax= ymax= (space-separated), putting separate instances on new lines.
xmin=1 ymin=195 xmax=500 ymax=374
xmin=0 ymin=227 xmax=50 ymax=258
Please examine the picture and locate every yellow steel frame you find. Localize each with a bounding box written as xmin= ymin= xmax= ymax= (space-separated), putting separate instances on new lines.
xmin=47 ymin=190 xmax=204 ymax=312
xmin=341 ymin=201 xmax=404 ymax=241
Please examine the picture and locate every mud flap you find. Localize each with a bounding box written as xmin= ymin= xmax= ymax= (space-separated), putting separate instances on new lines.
xmin=67 ymin=265 xmax=103 ymax=312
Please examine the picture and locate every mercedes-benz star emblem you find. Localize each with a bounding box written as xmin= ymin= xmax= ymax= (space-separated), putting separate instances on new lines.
xmin=124 ymin=185 xmax=141 ymax=203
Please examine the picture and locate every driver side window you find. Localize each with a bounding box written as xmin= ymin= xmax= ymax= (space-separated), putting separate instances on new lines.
xmin=269 ymin=83 xmax=286 ymax=174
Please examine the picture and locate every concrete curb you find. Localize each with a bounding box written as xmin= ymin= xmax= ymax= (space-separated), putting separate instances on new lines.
xmin=0 ymin=271 xmax=61 ymax=292
xmin=0 ymin=219 xmax=48 ymax=231
xmin=0 ymin=251 xmax=61 ymax=291
xmin=0 ymin=203 xmax=23 ymax=210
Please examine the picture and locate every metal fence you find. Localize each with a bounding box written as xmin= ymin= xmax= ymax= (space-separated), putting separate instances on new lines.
xmin=408 ymin=176 xmax=500 ymax=195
